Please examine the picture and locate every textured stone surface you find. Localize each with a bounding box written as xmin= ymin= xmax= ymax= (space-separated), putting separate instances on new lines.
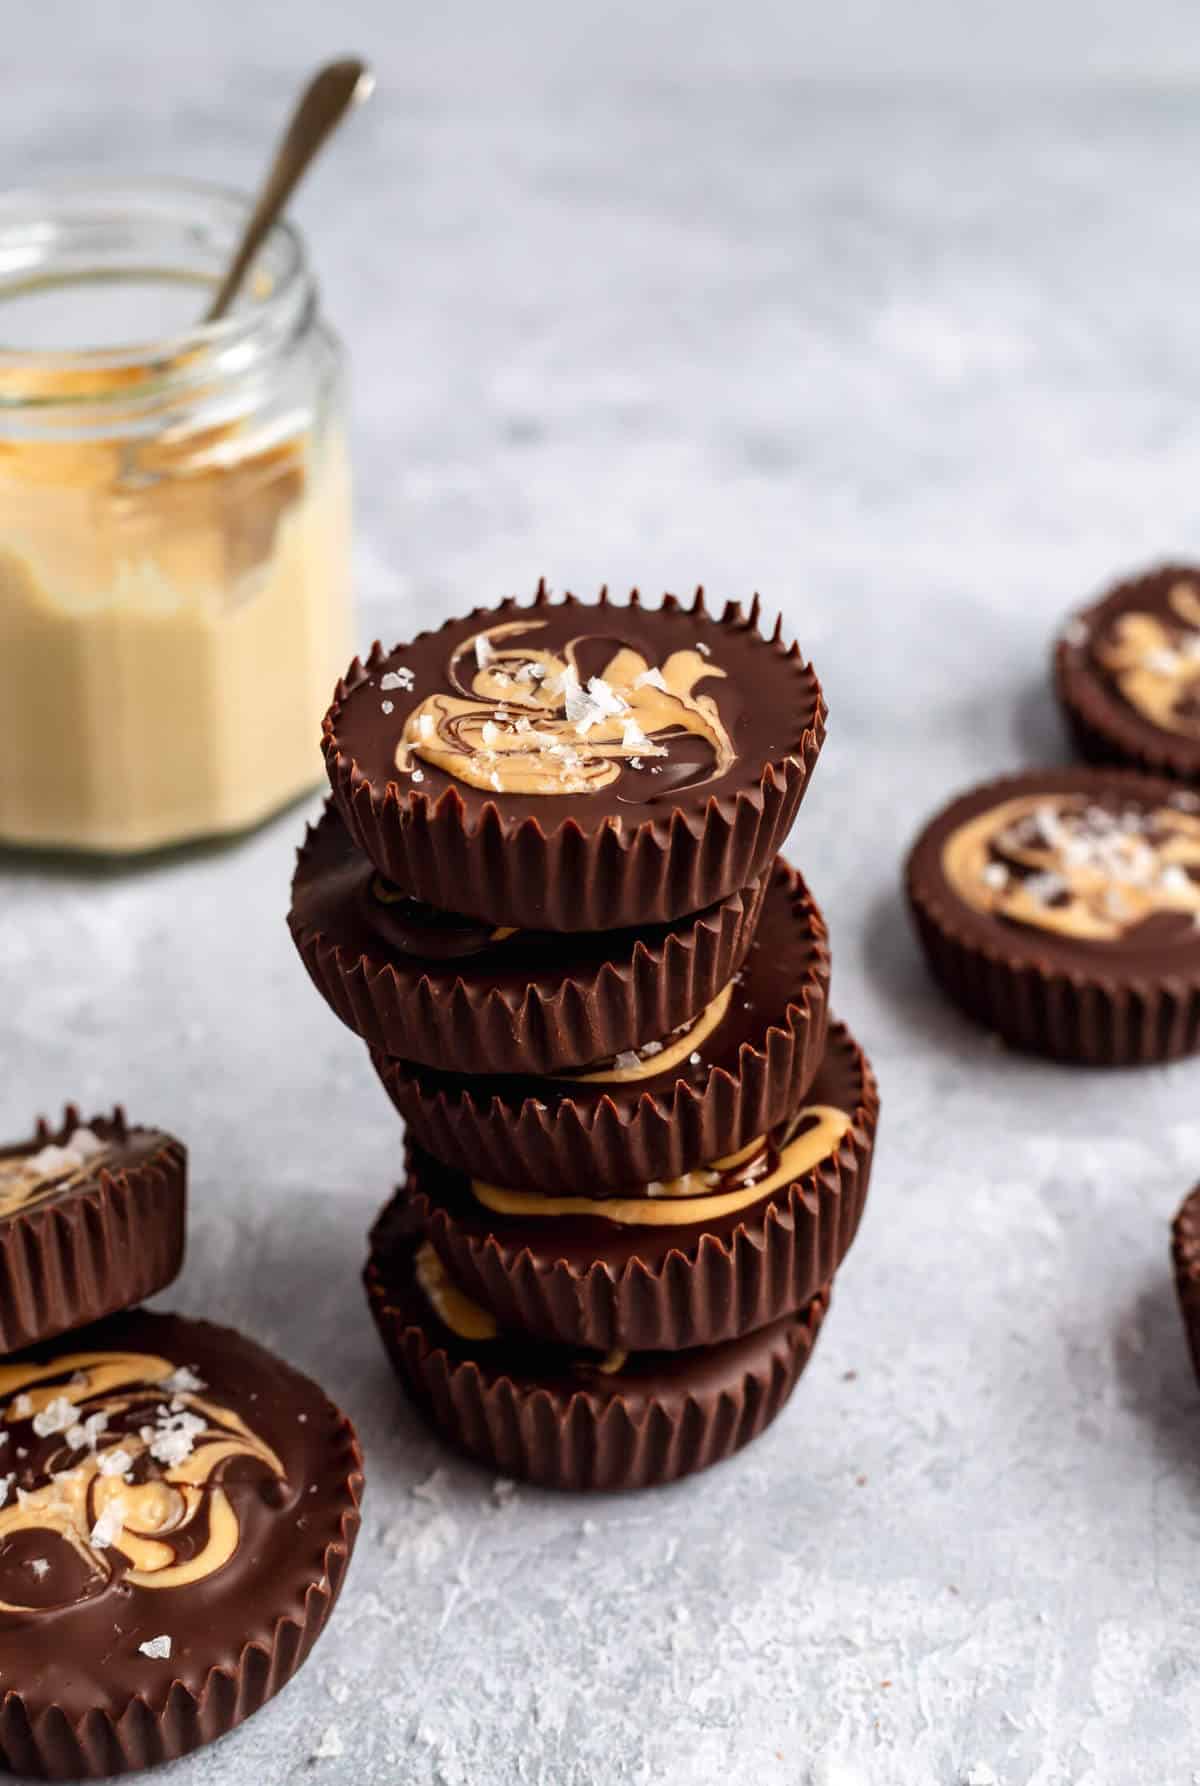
xmin=5 ymin=6 xmax=1200 ymax=1781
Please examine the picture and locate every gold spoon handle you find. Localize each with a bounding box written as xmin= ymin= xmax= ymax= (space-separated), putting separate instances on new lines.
xmin=204 ymin=56 xmax=374 ymax=324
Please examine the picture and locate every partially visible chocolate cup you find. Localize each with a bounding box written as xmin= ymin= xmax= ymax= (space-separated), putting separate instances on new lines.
xmin=906 ymin=767 xmax=1200 ymax=1065
xmin=0 ymin=1109 xmax=186 ymax=1355
xmin=322 ymin=584 xmax=826 ymax=931
xmin=1055 ymin=564 xmax=1200 ymax=783
xmin=289 ymin=798 xmax=768 ymax=1074
xmin=1172 ymin=1184 xmax=1200 ymax=1388
xmin=365 ymin=1205 xmax=829 ymax=1493
xmin=371 ymin=861 xmax=831 ymax=1191
xmin=399 ymin=1020 xmax=877 ymax=1352
xmin=0 ymin=1308 xmax=362 ymax=1780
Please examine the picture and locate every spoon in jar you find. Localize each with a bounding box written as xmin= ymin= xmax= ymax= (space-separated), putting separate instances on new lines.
xmin=203 ymin=56 xmax=374 ymax=324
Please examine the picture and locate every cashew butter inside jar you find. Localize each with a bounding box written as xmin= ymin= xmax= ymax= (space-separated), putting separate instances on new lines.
xmin=0 ymin=181 xmax=353 ymax=852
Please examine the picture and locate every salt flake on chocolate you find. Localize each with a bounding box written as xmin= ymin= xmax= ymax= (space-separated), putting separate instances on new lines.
xmin=32 ymin=1397 xmax=77 ymax=1439
xmin=381 ymin=667 xmax=415 ymax=692
xmin=162 ymin=1367 xmax=206 ymax=1395
xmin=139 ymin=1635 xmax=172 ymax=1660
xmin=90 ymin=1499 xmax=124 ymax=1550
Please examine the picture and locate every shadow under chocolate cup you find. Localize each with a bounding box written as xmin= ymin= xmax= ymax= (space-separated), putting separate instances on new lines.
xmin=0 ymin=1307 xmax=362 ymax=1780
xmin=289 ymin=798 xmax=769 ymax=1075
xmin=371 ymin=860 xmax=831 ymax=1193
xmin=1054 ymin=563 xmax=1200 ymax=783
xmin=0 ymin=1108 xmax=186 ymax=1355
xmin=364 ymin=1206 xmax=829 ymax=1494
xmin=906 ymin=767 xmax=1200 ymax=1066
xmin=400 ymin=1019 xmax=877 ymax=1352
xmin=322 ymin=583 xmax=826 ymax=932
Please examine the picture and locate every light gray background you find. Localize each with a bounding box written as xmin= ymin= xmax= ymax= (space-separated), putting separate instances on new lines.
xmin=5 ymin=5 xmax=1200 ymax=1782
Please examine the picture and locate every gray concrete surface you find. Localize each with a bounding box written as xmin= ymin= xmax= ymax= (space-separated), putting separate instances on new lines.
xmin=5 ymin=6 xmax=1200 ymax=1781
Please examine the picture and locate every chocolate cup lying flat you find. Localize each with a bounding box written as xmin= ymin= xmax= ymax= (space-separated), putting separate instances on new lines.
xmin=323 ymin=584 xmax=826 ymax=931
xmin=400 ymin=1020 xmax=877 ymax=1352
xmin=290 ymin=799 xmax=768 ymax=1074
xmin=1055 ymin=563 xmax=1200 ymax=782
xmin=372 ymin=860 xmax=831 ymax=1192
xmin=906 ymin=767 xmax=1200 ymax=1066
xmin=365 ymin=1208 xmax=829 ymax=1493
xmin=1172 ymin=1184 xmax=1200 ymax=1389
xmin=0 ymin=1308 xmax=362 ymax=1780
xmin=0 ymin=1108 xmax=186 ymax=1355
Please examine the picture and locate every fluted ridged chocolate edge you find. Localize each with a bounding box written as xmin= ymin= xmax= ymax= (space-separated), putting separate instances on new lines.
xmin=1172 ymin=1184 xmax=1200 ymax=1390
xmin=365 ymin=1257 xmax=827 ymax=1492
xmin=0 ymin=1419 xmax=363 ymax=1780
xmin=372 ymin=865 xmax=832 ymax=1190
xmin=905 ymin=768 xmax=1200 ymax=1066
xmin=412 ymin=1022 xmax=878 ymax=1350
xmin=1054 ymin=563 xmax=1200 ymax=783
xmin=0 ymin=1110 xmax=186 ymax=1357
xmin=289 ymin=814 xmax=769 ymax=1072
xmin=321 ymin=584 xmax=827 ymax=931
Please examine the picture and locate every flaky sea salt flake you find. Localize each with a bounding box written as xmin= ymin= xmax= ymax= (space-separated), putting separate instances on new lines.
xmin=32 ymin=1397 xmax=77 ymax=1439
xmin=311 ymin=1726 xmax=344 ymax=1762
xmin=90 ymin=1499 xmax=125 ymax=1550
xmin=139 ymin=1635 xmax=172 ymax=1660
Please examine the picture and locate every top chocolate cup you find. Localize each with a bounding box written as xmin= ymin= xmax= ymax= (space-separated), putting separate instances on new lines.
xmin=322 ymin=584 xmax=826 ymax=931
xmin=1055 ymin=563 xmax=1200 ymax=783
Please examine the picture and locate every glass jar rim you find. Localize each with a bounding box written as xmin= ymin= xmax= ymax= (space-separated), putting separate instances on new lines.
xmin=0 ymin=177 xmax=314 ymax=414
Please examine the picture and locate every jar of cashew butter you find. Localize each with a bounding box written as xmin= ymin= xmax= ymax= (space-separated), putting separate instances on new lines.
xmin=0 ymin=180 xmax=352 ymax=853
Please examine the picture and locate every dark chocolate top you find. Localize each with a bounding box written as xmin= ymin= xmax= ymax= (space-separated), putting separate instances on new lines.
xmin=374 ymin=859 xmax=828 ymax=1118
xmin=0 ymin=1109 xmax=176 ymax=1227
xmin=291 ymin=795 xmax=759 ymax=991
xmin=0 ymin=1308 xmax=360 ymax=1723
xmin=1059 ymin=565 xmax=1200 ymax=756
xmin=368 ymin=1204 xmax=817 ymax=1410
xmin=327 ymin=587 xmax=822 ymax=831
xmin=403 ymin=1020 xmax=870 ymax=1268
xmin=908 ymin=768 xmax=1200 ymax=975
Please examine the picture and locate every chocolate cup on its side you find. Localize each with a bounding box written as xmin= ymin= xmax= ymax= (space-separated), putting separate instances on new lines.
xmin=371 ymin=860 xmax=831 ymax=1192
xmin=906 ymin=768 xmax=1200 ymax=1066
xmin=289 ymin=799 xmax=769 ymax=1074
xmin=0 ymin=1108 xmax=186 ymax=1356
xmin=364 ymin=1213 xmax=829 ymax=1493
xmin=1172 ymin=1184 xmax=1200 ymax=1389
xmin=400 ymin=1020 xmax=877 ymax=1352
xmin=322 ymin=585 xmax=826 ymax=931
xmin=0 ymin=1309 xmax=363 ymax=1781
xmin=1055 ymin=564 xmax=1200 ymax=783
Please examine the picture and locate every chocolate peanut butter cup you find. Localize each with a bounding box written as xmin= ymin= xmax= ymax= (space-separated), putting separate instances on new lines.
xmin=401 ymin=1020 xmax=877 ymax=1352
xmin=289 ymin=798 xmax=768 ymax=1074
xmin=371 ymin=860 xmax=831 ymax=1192
xmin=322 ymin=584 xmax=826 ymax=931
xmin=1055 ymin=564 xmax=1200 ymax=782
xmin=365 ymin=1204 xmax=828 ymax=1492
xmin=0 ymin=1109 xmax=185 ymax=1356
xmin=0 ymin=1308 xmax=362 ymax=1780
xmin=1171 ymin=1184 xmax=1200 ymax=1389
xmin=906 ymin=768 xmax=1200 ymax=1064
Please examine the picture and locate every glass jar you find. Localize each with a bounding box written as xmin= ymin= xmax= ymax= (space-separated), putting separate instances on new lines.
xmin=0 ymin=179 xmax=353 ymax=853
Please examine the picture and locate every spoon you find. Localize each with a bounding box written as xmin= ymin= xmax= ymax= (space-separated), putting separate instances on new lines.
xmin=204 ymin=56 xmax=374 ymax=324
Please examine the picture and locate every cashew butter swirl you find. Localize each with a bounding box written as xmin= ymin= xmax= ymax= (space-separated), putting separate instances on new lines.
xmin=1094 ymin=580 xmax=1200 ymax=738
xmin=395 ymin=621 xmax=736 ymax=795
xmin=0 ymin=1351 xmax=285 ymax=1612
xmin=943 ymin=793 xmax=1200 ymax=942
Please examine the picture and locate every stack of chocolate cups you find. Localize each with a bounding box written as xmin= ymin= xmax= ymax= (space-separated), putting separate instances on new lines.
xmin=292 ymin=587 xmax=881 ymax=1491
